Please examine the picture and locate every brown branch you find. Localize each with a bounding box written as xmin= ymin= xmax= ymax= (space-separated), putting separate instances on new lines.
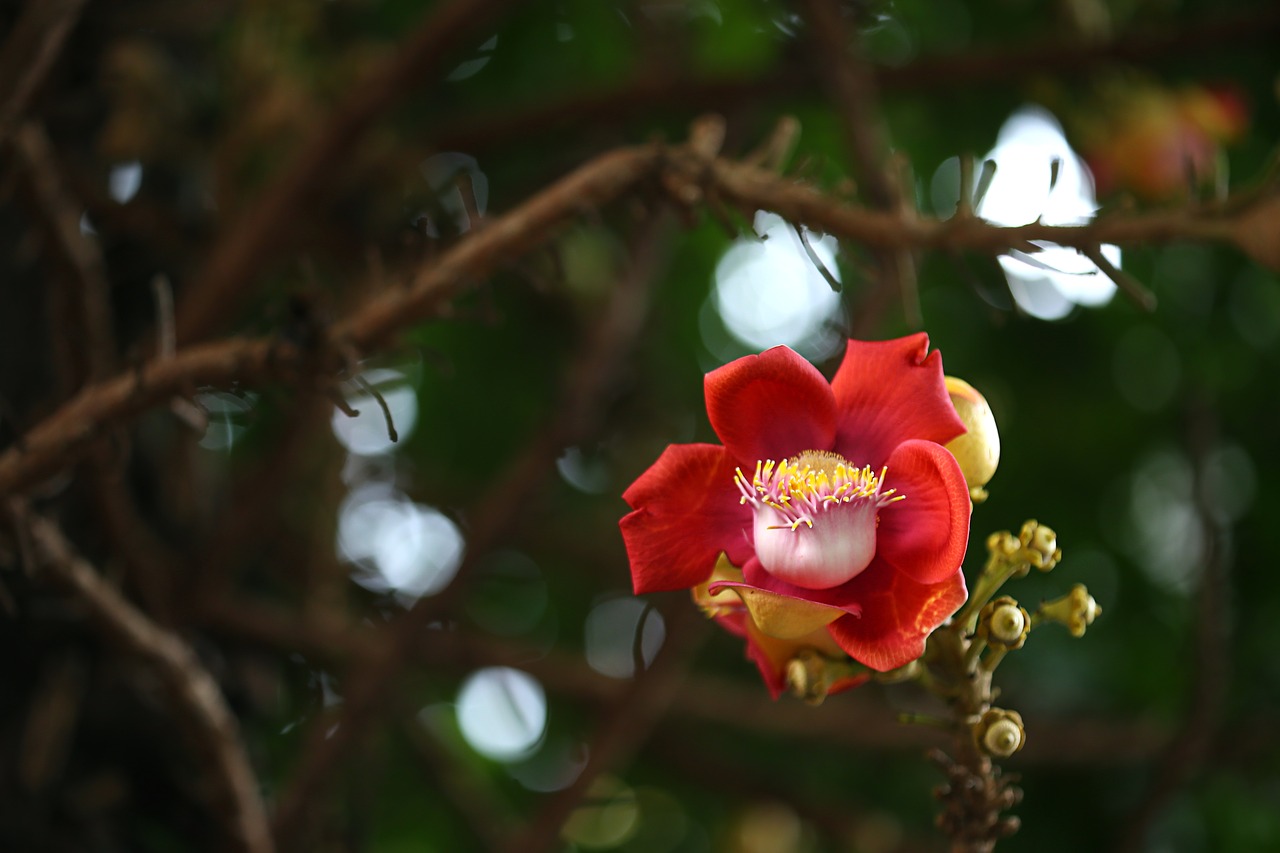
xmin=334 ymin=143 xmax=667 ymax=354
xmin=701 ymin=156 xmax=1240 ymax=250
xmin=0 ymin=123 xmax=1264 ymax=503
xmin=10 ymin=502 xmax=273 ymax=853
xmin=0 ymin=0 xmax=88 ymax=146
xmin=0 ymin=336 xmax=295 ymax=500
xmin=172 ymin=0 xmax=522 ymax=345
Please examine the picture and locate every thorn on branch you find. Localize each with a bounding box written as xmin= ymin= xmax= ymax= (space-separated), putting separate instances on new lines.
xmin=1082 ymin=245 xmax=1157 ymax=311
xmin=745 ymin=115 xmax=801 ymax=172
xmin=353 ymin=375 xmax=399 ymax=444
xmin=792 ymin=223 xmax=843 ymax=293
xmin=331 ymin=391 xmax=360 ymax=419
xmin=974 ymin=159 xmax=999 ymax=211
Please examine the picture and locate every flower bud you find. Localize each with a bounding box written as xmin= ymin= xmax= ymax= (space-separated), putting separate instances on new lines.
xmin=977 ymin=596 xmax=1030 ymax=650
xmin=784 ymin=648 xmax=867 ymax=706
xmin=943 ymin=377 xmax=1000 ymax=503
xmin=1037 ymin=584 xmax=1101 ymax=638
xmin=975 ymin=708 xmax=1025 ymax=758
xmin=1018 ymin=520 xmax=1061 ymax=571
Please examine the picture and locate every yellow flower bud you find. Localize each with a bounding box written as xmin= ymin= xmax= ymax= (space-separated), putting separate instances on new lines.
xmin=975 ymin=708 xmax=1025 ymax=758
xmin=944 ymin=377 xmax=1000 ymax=502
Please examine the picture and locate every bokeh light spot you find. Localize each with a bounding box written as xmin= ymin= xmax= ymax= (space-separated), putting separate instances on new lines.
xmin=338 ymin=485 xmax=464 ymax=601
xmin=330 ymin=368 xmax=418 ymax=457
xmin=710 ymin=211 xmax=841 ymax=357
xmin=973 ymin=106 xmax=1120 ymax=320
xmin=584 ymin=596 xmax=665 ymax=679
xmin=456 ymin=667 xmax=547 ymax=761
xmin=108 ymin=161 xmax=142 ymax=203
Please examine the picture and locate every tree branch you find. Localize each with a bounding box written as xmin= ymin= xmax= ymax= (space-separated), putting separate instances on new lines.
xmin=1 ymin=123 xmax=1267 ymax=502
xmin=9 ymin=502 xmax=273 ymax=853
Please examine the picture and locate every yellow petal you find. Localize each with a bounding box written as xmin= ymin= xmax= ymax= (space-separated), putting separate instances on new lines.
xmin=722 ymin=585 xmax=844 ymax=640
xmin=745 ymin=616 xmax=846 ymax=671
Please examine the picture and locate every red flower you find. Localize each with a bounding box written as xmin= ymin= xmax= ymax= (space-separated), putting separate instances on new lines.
xmin=619 ymin=335 xmax=971 ymax=696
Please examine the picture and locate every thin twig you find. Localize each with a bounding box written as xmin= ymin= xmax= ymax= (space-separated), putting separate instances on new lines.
xmin=11 ymin=502 xmax=273 ymax=853
xmin=1082 ymin=245 xmax=1157 ymax=312
xmin=352 ymin=374 xmax=398 ymax=443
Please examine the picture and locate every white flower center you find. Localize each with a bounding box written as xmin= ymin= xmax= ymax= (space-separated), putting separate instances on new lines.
xmin=734 ymin=450 xmax=904 ymax=590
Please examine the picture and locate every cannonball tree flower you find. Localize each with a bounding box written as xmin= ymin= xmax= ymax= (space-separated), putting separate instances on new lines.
xmin=619 ymin=335 xmax=973 ymax=696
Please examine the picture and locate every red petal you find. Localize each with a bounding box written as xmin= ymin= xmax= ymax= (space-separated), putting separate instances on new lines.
xmin=827 ymin=564 xmax=968 ymax=671
xmin=829 ymin=335 xmax=967 ymax=468
xmin=876 ymin=440 xmax=971 ymax=585
xmin=705 ymin=346 xmax=837 ymax=465
xmin=620 ymin=444 xmax=752 ymax=594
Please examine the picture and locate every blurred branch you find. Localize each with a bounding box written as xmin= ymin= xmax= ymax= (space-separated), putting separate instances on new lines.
xmin=269 ymin=210 xmax=675 ymax=848
xmin=500 ymin=606 xmax=705 ymax=853
xmin=1116 ymin=397 xmax=1232 ymax=853
xmin=0 ymin=0 xmax=88 ymax=146
xmin=433 ymin=6 xmax=1280 ymax=156
xmin=397 ymin=710 xmax=512 ymax=851
xmin=691 ymin=153 xmax=1262 ymax=263
xmin=12 ymin=122 xmax=116 ymax=384
xmin=8 ymin=501 xmax=273 ymax=853
xmin=14 ymin=120 xmax=183 ymax=620
xmin=173 ymin=0 xmax=523 ymax=345
xmin=2 ymin=122 xmax=1268 ymax=502
xmin=0 ymin=132 xmax=669 ymax=498
xmin=201 ymin=596 xmax=1176 ymax=767
xmin=796 ymin=0 xmax=919 ymax=331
